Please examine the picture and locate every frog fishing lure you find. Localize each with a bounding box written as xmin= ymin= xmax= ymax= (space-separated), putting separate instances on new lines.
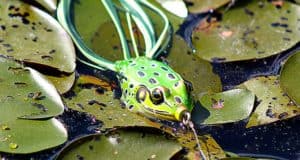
xmin=57 ymin=0 xmax=194 ymax=123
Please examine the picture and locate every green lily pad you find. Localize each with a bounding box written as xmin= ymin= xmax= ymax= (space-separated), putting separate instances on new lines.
xmin=192 ymin=0 xmax=300 ymax=62
xmin=280 ymin=51 xmax=300 ymax=105
xmin=0 ymin=57 xmax=64 ymax=119
xmin=186 ymin=0 xmax=232 ymax=13
xmin=0 ymin=0 xmax=75 ymax=73
xmin=0 ymin=118 xmax=67 ymax=153
xmin=63 ymin=75 xmax=150 ymax=129
xmin=56 ymin=128 xmax=181 ymax=160
xmin=33 ymin=0 xmax=57 ymax=13
xmin=240 ymin=76 xmax=300 ymax=128
xmin=193 ymin=89 xmax=255 ymax=125
xmin=46 ymin=72 xmax=76 ymax=94
xmin=166 ymin=36 xmax=222 ymax=98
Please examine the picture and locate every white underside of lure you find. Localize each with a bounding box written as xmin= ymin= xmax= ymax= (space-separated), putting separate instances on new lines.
xmin=156 ymin=0 xmax=188 ymax=18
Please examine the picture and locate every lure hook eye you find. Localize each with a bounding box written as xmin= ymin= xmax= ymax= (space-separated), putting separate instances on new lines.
xmin=182 ymin=111 xmax=191 ymax=126
xmin=151 ymin=88 xmax=164 ymax=105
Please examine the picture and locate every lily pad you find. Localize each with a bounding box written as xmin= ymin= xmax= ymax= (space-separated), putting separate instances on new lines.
xmin=46 ymin=72 xmax=76 ymax=94
xmin=240 ymin=76 xmax=300 ymax=128
xmin=194 ymin=89 xmax=255 ymax=125
xmin=0 ymin=57 xmax=64 ymax=119
xmin=280 ymin=51 xmax=300 ymax=105
xmin=0 ymin=118 xmax=67 ymax=154
xmin=0 ymin=0 xmax=75 ymax=73
xmin=33 ymin=0 xmax=57 ymax=13
xmin=63 ymin=75 xmax=150 ymax=129
xmin=166 ymin=36 xmax=222 ymax=98
xmin=192 ymin=0 xmax=300 ymax=62
xmin=56 ymin=128 xmax=181 ymax=160
xmin=185 ymin=0 xmax=232 ymax=13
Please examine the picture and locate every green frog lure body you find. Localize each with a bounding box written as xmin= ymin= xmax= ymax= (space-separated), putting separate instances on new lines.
xmin=57 ymin=0 xmax=194 ymax=123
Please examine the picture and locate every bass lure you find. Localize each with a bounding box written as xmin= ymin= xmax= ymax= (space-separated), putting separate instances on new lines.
xmin=57 ymin=0 xmax=194 ymax=124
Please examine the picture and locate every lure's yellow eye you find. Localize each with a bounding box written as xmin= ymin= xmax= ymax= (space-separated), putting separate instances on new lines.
xmin=151 ymin=88 xmax=164 ymax=105
xmin=136 ymin=86 xmax=148 ymax=103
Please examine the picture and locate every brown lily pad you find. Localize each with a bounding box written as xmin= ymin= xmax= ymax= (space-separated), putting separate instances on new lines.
xmin=239 ymin=76 xmax=300 ymax=128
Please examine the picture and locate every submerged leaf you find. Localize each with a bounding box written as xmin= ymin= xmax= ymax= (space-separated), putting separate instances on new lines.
xmin=56 ymin=128 xmax=181 ymax=160
xmin=192 ymin=1 xmax=300 ymax=62
xmin=194 ymin=89 xmax=255 ymax=125
xmin=63 ymin=75 xmax=150 ymax=129
xmin=240 ymin=76 xmax=300 ymax=128
xmin=0 ymin=0 xmax=75 ymax=73
xmin=0 ymin=57 xmax=64 ymax=119
xmin=280 ymin=51 xmax=300 ymax=105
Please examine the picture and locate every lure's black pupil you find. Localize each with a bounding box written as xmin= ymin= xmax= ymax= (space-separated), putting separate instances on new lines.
xmin=151 ymin=89 xmax=164 ymax=105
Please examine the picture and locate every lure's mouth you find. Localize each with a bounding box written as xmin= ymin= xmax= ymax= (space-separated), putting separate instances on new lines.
xmin=175 ymin=105 xmax=191 ymax=122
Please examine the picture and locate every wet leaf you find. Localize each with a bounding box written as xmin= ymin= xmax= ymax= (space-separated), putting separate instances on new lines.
xmin=0 ymin=57 xmax=64 ymax=119
xmin=46 ymin=72 xmax=76 ymax=94
xmin=33 ymin=0 xmax=57 ymax=13
xmin=56 ymin=128 xmax=181 ymax=160
xmin=280 ymin=51 xmax=300 ymax=105
xmin=185 ymin=0 xmax=232 ymax=13
xmin=240 ymin=76 xmax=300 ymax=128
xmin=167 ymin=36 xmax=222 ymax=98
xmin=194 ymin=89 xmax=255 ymax=125
xmin=63 ymin=75 xmax=150 ymax=129
xmin=0 ymin=118 xmax=67 ymax=154
xmin=0 ymin=0 xmax=75 ymax=73
xmin=192 ymin=1 xmax=300 ymax=62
